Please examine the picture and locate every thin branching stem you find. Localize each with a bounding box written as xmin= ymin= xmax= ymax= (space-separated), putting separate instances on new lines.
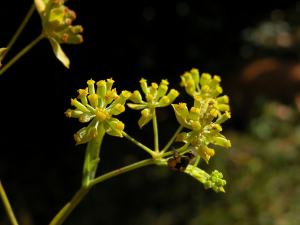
xmin=50 ymin=158 xmax=156 ymax=225
xmin=90 ymin=158 xmax=155 ymax=186
xmin=0 ymin=33 xmax=45 ymax=76
xmin=0 ymin=3 xmax=36 ymax=61
xmin=122 ymin=131 xmax=156 ymax=156
xmin=152 ymin=112 xmax=159 ymax=152
xmin=0 ymin=181 xmax=18 ymax=225
xmin=161 ymin=125 xmax=183 ymax=153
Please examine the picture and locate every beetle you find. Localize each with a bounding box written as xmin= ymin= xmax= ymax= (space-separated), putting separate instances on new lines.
xmin=167 ymin=147 xmax=196 ymax=172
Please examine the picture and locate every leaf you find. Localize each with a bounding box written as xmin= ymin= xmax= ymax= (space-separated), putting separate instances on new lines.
xmin=49 ymin=37 xmax=70 ymax=68
xmin=127 ymin=103 xmax=147 ymax=110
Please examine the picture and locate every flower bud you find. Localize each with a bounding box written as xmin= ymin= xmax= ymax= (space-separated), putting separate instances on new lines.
xmin=139 ymin=78 xmax=148 ymax=95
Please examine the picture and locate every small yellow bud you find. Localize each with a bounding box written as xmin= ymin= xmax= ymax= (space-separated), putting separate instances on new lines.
xmin=77 ymin=88 xmax=88 ymax=97
xmin=74 ymin=134 xmax=81 ymax=142
xmin=214 ymin=124 xmax=222 ymax=131
xmin=116 ymin=121 xmax=125 ymax=131
xmin=121 ymin=90 xmax=131 ymax=98
xmin=190 ymin=68 xmax=199 ymax=73
xmin=184 ymin=72 xmax=191 ymax=77
xmin=178 ymin=103 xmax=186 ymax=109
xmin=116 ymin=103 xmax=125 ymax=112
xmin=226 ymin=140 xmax=231 ymax=148
xmin=201 ymin=73 xmax=212 ymax=79
xmin=191 ymin=121 xmax=200 ymax=128
xmin=64 ymin=109 xmax=72 ymax=117
xmin=162 ymin=96 xmax=170 ymax=103
xmin=202 ymin=85 xmax=210 ymax=93
xmin=161 ymin=79 xmax=169 ymax=85
xmin=225 ymin=111 xmax=231 ymax=118
xmin=223 ymin=95 xmax=229 ymax=103
xmin=152 ymin=83 xmax=158 ymax=89
xmin=96 ymin=110 xmax=107 ymax=120
xmin=186 ymin=79 xmax=194 ymax=86
xmin=107 ymin=78 xmax=115 ymax=84
xmin=210 ymin=109 xmax=218 ymax=117
xmin=107 ymin=88 xmax=119 ymax=100
xmin=140 ymin=78 xmax=147 ymax=83
xmin=206 ymin=148 xmax=215 ymax=156
xmin=132 ymin=90 xmax=140 ymax=97
xmin=71 ymin=98 xmax=77 ymax=106
xmin=194 ymin=96 xmax=202 ymax=101
xmin=213 ymin=75 xmax=221 ymax=82
xmin=170 ymin=89 xmax=179 ymax=97
xmin=88 ymin=94 xmax=99 ymax=102
xmin=87 ymin=79 xmax=95 ymax=85
xmin=191 ymin=107 xmax=200 ymax=113
xmin=96 ymin=80 xmax=106 ymax=86
xmin=145 ymin=94 xmax=153 ymax=101
xmin=160 ymin=84 xmax=168 ymax=90
xmin=219 ymin=104 xmax=230 ymax=111
xmin=141 ymin=109 xmax=150 ymax=118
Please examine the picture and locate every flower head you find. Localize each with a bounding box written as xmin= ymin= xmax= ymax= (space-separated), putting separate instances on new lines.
xmin=127 ymin=78 xmax=180 ymax=128
xmin=180 ymin=68 xmax=230 ymax=114
xmin=65 ymin=78 xmax=131 ymax=145
xmin=172 ymin=97 xmax=231 ymax=164
xmin=34 ymin=0 xmax=83 ymax=68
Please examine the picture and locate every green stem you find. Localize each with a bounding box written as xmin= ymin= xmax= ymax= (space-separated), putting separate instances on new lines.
xmin=192 ymin=155 xmax=201 ymax=170
xmin=90 ymin=158 xmax=155 ymax=186
xmin=82 ymin=124 xmax=105 ymax=187
xmin=50 ymin=158 xmax=156 ymax=225
xmin=152 ymin=112 xmax=159 ymax=152
xmin=122 ymin=131 xmax=156 ymax=156
xmin=49 ymin=186 xmax=91 ymax=225
xmin=161 ymin=125 xmax=183 ymax=153
xmin=0 ymin=3 xmax=36 ymax=61
xmin=0 ymin=181 xmax=19 ymax=225
xmin=0 ymin=33 xmax=45 ymax=76
xmin=160 ymin=142 xmax=190 ymax=158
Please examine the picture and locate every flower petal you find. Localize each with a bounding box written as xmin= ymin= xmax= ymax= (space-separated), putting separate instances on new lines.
xmin=49 ymin=37 xmax=70 ymax=68
xmin=34 ymin=0 xmax=46 ymax=15
xmin=47 ymin=8 xmax=65 ymax=30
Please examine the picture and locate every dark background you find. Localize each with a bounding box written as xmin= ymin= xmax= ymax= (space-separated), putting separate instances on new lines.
xmin=1 ymin=1 xmax=300 ymax=224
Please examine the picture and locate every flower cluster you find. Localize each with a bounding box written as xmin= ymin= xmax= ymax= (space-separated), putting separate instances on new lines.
xmin=203 ymin=170 xmax=226 ymax=193
xmin=34 ymin=0 xmax=84 ymax=68
xmin=127 ymin=78 xmax=180 ymax=128
xmin=173 ymin=68 xmax=231 ymax=164
xmin=65 ymin=78 xmax=131 ymax=145
xmin=180 ymin=68 xmax=229 ymax=115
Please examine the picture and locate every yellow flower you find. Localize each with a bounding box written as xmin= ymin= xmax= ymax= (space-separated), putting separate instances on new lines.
xmin=34 ymin=0 xmax=83 ymax=68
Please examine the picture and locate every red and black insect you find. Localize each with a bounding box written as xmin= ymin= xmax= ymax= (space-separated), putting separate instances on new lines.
xmin=167 ymin=147 xmax=196 ymax=172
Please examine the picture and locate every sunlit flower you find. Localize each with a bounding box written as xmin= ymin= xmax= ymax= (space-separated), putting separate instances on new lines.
xmin=34 ymin=0 xmax=83 ymax=68
xmin=180 ymin=68 xmax=230 ymax=116
xmin=172 ymin=96 xmax=231 ymax=164
xmin=65 ymin=78 xmax=131 ymax=145
xmin=127 ymin=78 xmax=179 ymax=128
